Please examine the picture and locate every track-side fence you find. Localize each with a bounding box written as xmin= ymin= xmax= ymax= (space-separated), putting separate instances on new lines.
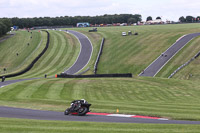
xmin=94 ymin=38 xmax=105 ymax=74
xmin=168 ymin=50 xmax=200 ymax=78
xmin=57 ymin=73 xmax=132 ymax=78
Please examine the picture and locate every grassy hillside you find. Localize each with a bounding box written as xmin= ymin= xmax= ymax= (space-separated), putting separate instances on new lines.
xmin=10 ymin=30 xmax=80 ymax=79
xmin=0 ymin=30 xmax=42 ymax=75
xmin=1 ymin=118 xmax=200 ymax=133
xmin=2 ymin=24 xmax=200 ymax=79
xmin=173 ymin=57 xmax=200 ymax=80
xmin=157 ymin=36 xmax=200 ymax=78
xmin=1 ymin=77 xmax=200 ymax=121
xmin=68 ymin=24 xmax=200 ymax=77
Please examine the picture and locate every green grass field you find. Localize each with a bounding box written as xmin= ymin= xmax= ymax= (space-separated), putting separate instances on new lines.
xmin=156 ymin=36 xmax=200 ymax=78
xmin=1 ymin=118 xmax=200 ymax=133
xmin=9 ymin=30 xmax=81 ymax=79
xmin=67 ymin=24 xmax=200 ymax=79
xmin=1 ymin=24 xmax=200 ymax=132
xmin=173 ymin=57 xmax=200 ymax=80
xmin=1 ymin=77 xmax=200 ymax=121
xmin=0 ymin=30 xmax=42 ymax=75
xmin=2 ymin=24 xmax=200 ymax=79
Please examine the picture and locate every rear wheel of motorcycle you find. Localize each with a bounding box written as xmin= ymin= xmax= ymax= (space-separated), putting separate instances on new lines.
xmin=78 ymin=107 xmax=88 ymax=116
xmin=64 ymin=109 xmax=70 ymax=115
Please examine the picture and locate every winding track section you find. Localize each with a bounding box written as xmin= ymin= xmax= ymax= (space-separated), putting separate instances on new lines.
xmin=140 ymin=33 xmax=200 ymax=77
xmin=64 ymin=30 xmax=93 ymax=75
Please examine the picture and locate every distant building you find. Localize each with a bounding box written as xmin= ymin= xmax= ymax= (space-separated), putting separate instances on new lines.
xmin=11 ymin=26 xmax=19 ymax=30
xmin=77 ymin=22 xmax=90 ymax=27
xmin=146 ymin=19 xmax=165 ymax=25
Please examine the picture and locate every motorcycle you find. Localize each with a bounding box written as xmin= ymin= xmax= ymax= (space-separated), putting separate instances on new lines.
xmin=64 ymin=99 xmax=91 ymax=116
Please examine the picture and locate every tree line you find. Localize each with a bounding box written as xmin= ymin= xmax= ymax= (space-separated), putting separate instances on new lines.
xmin=1 ymin=14 xmax=200 ymax=37
xmin=10 ymin=14 xmax=142 ymax=28
xmin=179 ymin=16 xmax=200 ymax=23
xmin=0 ymin=18 xmax=12 ymax=37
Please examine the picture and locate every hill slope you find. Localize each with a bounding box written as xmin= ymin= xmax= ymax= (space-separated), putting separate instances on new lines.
xmin=0 ymin=31 xmax=42 ymax=75
xmin=0 ymin=77 xmax=200 ymax=121
xmin=70 ymin=24 xmax=200 ymax=78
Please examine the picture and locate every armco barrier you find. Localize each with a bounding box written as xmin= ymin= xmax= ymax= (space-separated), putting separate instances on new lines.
xmin=0 ymin=30 xmax=50 ymax=78
xmin=168 ymin=50 xmax=200 ymax=79
xmin=57 ymin=73 xmax=132 ymax=78
xmin=94 ymin=38 xmax=105 ymax=74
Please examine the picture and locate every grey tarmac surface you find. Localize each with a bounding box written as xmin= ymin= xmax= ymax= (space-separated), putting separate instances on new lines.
xmin=64 ymin=30 xmax=93 ymax=75
xmin=0 ymin=78 xmax=40 ymax=88
xmin=0 ymin=106 xmax=200 ymax=124
xmin=140 ymin=33 xmax=200 ymax=77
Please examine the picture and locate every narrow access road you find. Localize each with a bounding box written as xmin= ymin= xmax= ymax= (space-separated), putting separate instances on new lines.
xmin=0 ymin=33 xmax=15 ymax=43
xmin=64 ymin=30 xmax=93 ymax=75
xmin=140 ymin=33 xmax=200 ymax=77
xmin=0 ymin=78 xmax=40 ymax=88
xmin=0 ymin=106 xmax=200 ymax=124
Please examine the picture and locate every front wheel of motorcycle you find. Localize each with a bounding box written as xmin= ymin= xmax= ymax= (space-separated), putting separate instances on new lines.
xmin=78 ymin=107 xmax=88 ymax=116
xmin=64 ymin=108 xmax=70 ymax=115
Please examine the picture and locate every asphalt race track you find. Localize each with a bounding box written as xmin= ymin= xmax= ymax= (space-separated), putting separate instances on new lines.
xmin=64 ymin=30 xmax=93 ymax=75
xmin=140 ymin=33 xmax=200 ymax=77
xmin=0 ymin=106 xmax=200 ymax=124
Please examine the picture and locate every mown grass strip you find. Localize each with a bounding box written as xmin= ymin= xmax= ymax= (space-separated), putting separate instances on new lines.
xmin=0 ymin=118 xmax=200 ymax=133
xmin=13 ymin=30 xmax=80 ymax=79
xmin=70 ymin=24 xmax=200 ymax=75
xmin=0 ymin=31 xmax=41 ymax=75
xmin=1 ymin=77 xmax=200 ymax=121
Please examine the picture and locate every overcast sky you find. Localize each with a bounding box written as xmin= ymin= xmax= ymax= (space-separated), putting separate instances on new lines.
xmin=0 ymin=0 xmax=199 ymax=21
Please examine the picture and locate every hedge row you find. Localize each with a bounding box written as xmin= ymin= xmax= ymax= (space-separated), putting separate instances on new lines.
xmin=57 ymin=73 xmax=132 ymax=78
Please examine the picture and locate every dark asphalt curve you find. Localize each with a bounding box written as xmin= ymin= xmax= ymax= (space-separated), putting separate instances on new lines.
xmin=140 ymin=33 xmax=200 ymax=77
xmin=64 ymin=30 xmax=93 ymax=75
xmin=0 ymin=78 xmax=40 ymax=88
xmin=0 ymin=106 xmax=200 ymax=124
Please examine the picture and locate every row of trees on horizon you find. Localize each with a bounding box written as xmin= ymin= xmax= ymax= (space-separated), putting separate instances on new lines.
xmin=11 ymin=14 xmax=142 ymax=28
xmin=146 ymin=16 xmax=200 ymax=22
xmin=0 ymin=14 xmax=200 ymax=37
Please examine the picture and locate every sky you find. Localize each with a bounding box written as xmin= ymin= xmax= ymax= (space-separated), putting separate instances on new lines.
xmin=0 ymin=0 xmax=200 ymax=21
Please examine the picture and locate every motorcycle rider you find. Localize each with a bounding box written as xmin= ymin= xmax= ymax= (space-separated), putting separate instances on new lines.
xmin=70 ymin=99 xmax=87 ymax=111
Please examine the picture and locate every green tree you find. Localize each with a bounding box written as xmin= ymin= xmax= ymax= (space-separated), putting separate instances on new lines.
xmin=156 ymin=16 xmax=161 ymax=20
xmin=146 ymin=16 xmax=153 ymax=21
xmin=128 ymin=18 xmax=137 ymax=24
xmin=197 ymin=16 xmax=200 ymax=21
xmin=186 ymin=16 xmax=194 ymax=22
xmin=179 ymin=16 xmax=186 ymax=23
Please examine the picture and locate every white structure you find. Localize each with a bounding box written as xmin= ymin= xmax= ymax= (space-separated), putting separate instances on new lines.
xmin=146 ymin=19 xmax=164 ymax=25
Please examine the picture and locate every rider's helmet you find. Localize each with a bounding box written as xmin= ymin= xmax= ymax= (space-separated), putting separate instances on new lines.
xmin=81 ymin=99 xmax=86 ymax=103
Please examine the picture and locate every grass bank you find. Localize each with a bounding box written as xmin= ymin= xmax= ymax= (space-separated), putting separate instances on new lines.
xmin=0 ymin=77 xmax=200 ymax=121
xmin=69 ymin=24 xmax=200 ymax=77
xmin=10 ymin=30 xmax=80 ymax=79
xmin=0 ymin=30 xmax=42 ymax=75
xmin=0 ymin=118 xmax=200 ymax=133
